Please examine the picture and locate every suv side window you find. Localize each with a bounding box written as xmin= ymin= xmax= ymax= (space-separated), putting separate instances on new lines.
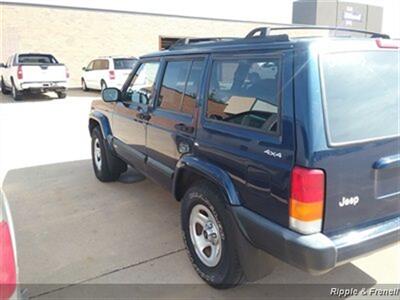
xmin=124 ymin=61 xmax=160 ymax=104
xmin=99 ymin=59 xmax=109 ymax=70
xmin=93 ymin=60 xmax=109 ymax=70
xmin=86 ymin=61 xmax=94 ymax=70
xmin=181 ymin=60 xmax=204 ymax=114
xmin=157 ymin=59 xmax=204 ymax=115
xmin=206 ymin=57 xmax=280 ymax=134
xmin=158 ymin=61 xmax=191 ymax=112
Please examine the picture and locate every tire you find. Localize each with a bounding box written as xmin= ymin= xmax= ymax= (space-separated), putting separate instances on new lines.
xmin=181 ymin=181 xmax=244 ymax=289
xmin=100 ymin=80 xmax=107 ymax=91
xmin=57 ymin=91 xmax=67 ymax=99
xmin=91 ymin=126 xmax=127 ymax=182
xmin=11 ymin=81 xmax=22 ymax=101
xmin=1 ymin=78 xmax=10 ymax=95
xmin=82 ymin=79 xmax=88 ymax=91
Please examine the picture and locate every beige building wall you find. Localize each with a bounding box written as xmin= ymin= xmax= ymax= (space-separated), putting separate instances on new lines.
xmin=0 ymin=4 xmax=283 ymax=87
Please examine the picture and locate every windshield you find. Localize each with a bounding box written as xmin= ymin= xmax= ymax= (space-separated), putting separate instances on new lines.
xmin=18 ymin=54 xmax=58 ymax=64
xmin=321 ymin=51 xmax=399 ymax=145
xmin=113 ymin=58 xmax=136 ymax=70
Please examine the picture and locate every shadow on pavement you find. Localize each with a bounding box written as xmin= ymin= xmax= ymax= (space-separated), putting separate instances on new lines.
xmin=2 ymin=159 xmax=376 ymax=299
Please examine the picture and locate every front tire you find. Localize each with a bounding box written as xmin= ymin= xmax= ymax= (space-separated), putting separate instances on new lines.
xmin=91 ymin=127 xmax=126 ymax=182
xmin=181 ymin=181 xmax=244 ymax=289
xmin=82 ymin=79 xmax=88 ymax=91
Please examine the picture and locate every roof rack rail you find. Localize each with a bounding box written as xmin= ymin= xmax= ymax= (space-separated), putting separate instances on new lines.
xmin=169 ymin=37 xmax=238 ymax=49
xmin=246 ymin=26 xmax=390 ymax=39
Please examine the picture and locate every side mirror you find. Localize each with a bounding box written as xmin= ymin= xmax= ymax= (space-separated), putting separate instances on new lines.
xmin=82 ymin=67 xmax=87 ymax=71
xmin=102 ymin=88 xmax=121 ymax=102
xmin=0 ymin=63 xmax=5 ymax=68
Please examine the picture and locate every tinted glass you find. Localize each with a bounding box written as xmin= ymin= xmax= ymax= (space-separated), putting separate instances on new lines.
xmin=158 ymin=61 xmax=191 ymax=112
xmin=114 ymin=59 xmax=136 ymax=70
xmin=125 ymin=62 xmax=160 ymax=104
xmin=93 ymin=60 xmax=109 ymax=70
xmin=207 ymin=58 xmax=280 ymax=133
xmin=18 ymin=54 xmax=58 ymax=64
xmin=321 ymin=51 xmax=399 ymax=144
xmin=181 ymin=60 xmax=204 ymax=115
xmin=87 ymin=61 xmax=94 ymax=70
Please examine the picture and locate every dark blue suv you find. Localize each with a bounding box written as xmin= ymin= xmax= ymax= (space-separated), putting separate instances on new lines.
xmin=89 ymin=27 xmax=400 ymax=288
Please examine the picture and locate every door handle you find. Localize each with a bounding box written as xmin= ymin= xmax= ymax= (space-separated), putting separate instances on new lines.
xmin=175 ymin=123 xmax=194 ymax=134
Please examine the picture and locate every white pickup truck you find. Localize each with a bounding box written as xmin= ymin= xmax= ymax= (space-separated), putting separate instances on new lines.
xmin=1 ymin=53 xmax=69 ymax=100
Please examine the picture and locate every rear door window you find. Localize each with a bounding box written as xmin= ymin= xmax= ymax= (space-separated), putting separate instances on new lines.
xmin=206 ymin=57 xmax=280 ymax=134
xmin=93 ymin=60 xmax=109 ymax=70
xmin=321 ymin=51 xmax=399 ymax=145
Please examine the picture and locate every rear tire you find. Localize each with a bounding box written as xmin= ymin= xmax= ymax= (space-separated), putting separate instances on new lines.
xmin=91 ymin=126 xmax=127 ymax=182
xmin=57 ymin=91 xmax=67 ymax=99
xmin=1 ymin=78 xmax=10 ymax=95
xmin=181 ymin=181 xmax=244 ymax=289
xmin=11 ymin=81 xmax=22 ymax=101
xmin=82 ymin=79 xmax=88 ymax=91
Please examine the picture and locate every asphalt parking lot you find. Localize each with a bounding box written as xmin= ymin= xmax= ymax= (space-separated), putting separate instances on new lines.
xmin=0 ymin=90 xmax=399 ymax=299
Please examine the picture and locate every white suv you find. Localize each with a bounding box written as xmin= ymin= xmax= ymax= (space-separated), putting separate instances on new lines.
xmin=81 ymin=57 xmax=137 ymax=91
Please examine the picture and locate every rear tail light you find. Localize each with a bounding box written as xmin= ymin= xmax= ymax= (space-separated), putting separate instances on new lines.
xmin=66 ymin=68 xmax=70 ymax=79
xmin=0 ymin=221 xmax=16 ymax=299
xmin=109 ymin=70 xmax=115 ymax=80
xmin=376 ymin=39 xmax=400 ymax=49
xmin=289 ymin=166 xmax=325 ymax=235
xmin=17 ymin=65 xmax=23 ymax=80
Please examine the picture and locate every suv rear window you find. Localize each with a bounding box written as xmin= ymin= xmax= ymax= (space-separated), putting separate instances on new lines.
xmin=114 ymin=59 xmax=136 ymax=70
xmin=206 ymin=57 xmax=280 ymax=134
xmin=321 ymin=51 xmax=399 ymax=145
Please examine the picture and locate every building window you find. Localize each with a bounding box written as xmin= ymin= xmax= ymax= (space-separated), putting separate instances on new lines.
xmin=159 ymin=36 xmax=184 ymax=50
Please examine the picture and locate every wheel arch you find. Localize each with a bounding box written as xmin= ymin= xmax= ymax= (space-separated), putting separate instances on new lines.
xmin=88 ymin=111 xmax=112 ymax=139
xmin=173 ymin=155 xmax=241 ymax=206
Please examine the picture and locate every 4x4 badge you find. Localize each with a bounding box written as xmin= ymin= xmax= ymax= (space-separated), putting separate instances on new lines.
xmin=264 ymin=149 xmax=282 ymax=159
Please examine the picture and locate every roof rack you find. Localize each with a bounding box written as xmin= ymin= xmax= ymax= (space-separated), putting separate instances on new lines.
xmin=166 ymin=25 xmax=389 ymax=51
xmin=246 ymin=26 xmax=390 ymax=39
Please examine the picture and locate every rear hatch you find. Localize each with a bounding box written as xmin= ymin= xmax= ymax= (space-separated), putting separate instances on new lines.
xmin=318 ymin=48 xmax=400 ymax=234
xmin=21 ymin=64 xmax=67 ymax=83
xmin=18 ymin=54 xmax=67 ymax=83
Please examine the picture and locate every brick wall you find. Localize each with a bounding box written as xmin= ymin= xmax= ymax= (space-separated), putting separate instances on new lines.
xmin=1 ymin=4 xmax=281 ymax=87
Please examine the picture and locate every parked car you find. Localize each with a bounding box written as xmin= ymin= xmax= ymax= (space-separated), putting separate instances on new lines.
xmin=88 ymin=27 xmax=400 ymax=288
xmin=0 ymin=53 xmax=69 ymax=100
xmin=81 ymin=56 xmax=137 ymax=91
xmin=0 ymin=189 xmax=20 ymax=299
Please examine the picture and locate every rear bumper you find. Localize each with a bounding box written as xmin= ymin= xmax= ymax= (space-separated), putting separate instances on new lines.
xmin=19 ymin=81 xmax=67 ymax=91
xmin=232 ymin=206 xmax=399 ymax=274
